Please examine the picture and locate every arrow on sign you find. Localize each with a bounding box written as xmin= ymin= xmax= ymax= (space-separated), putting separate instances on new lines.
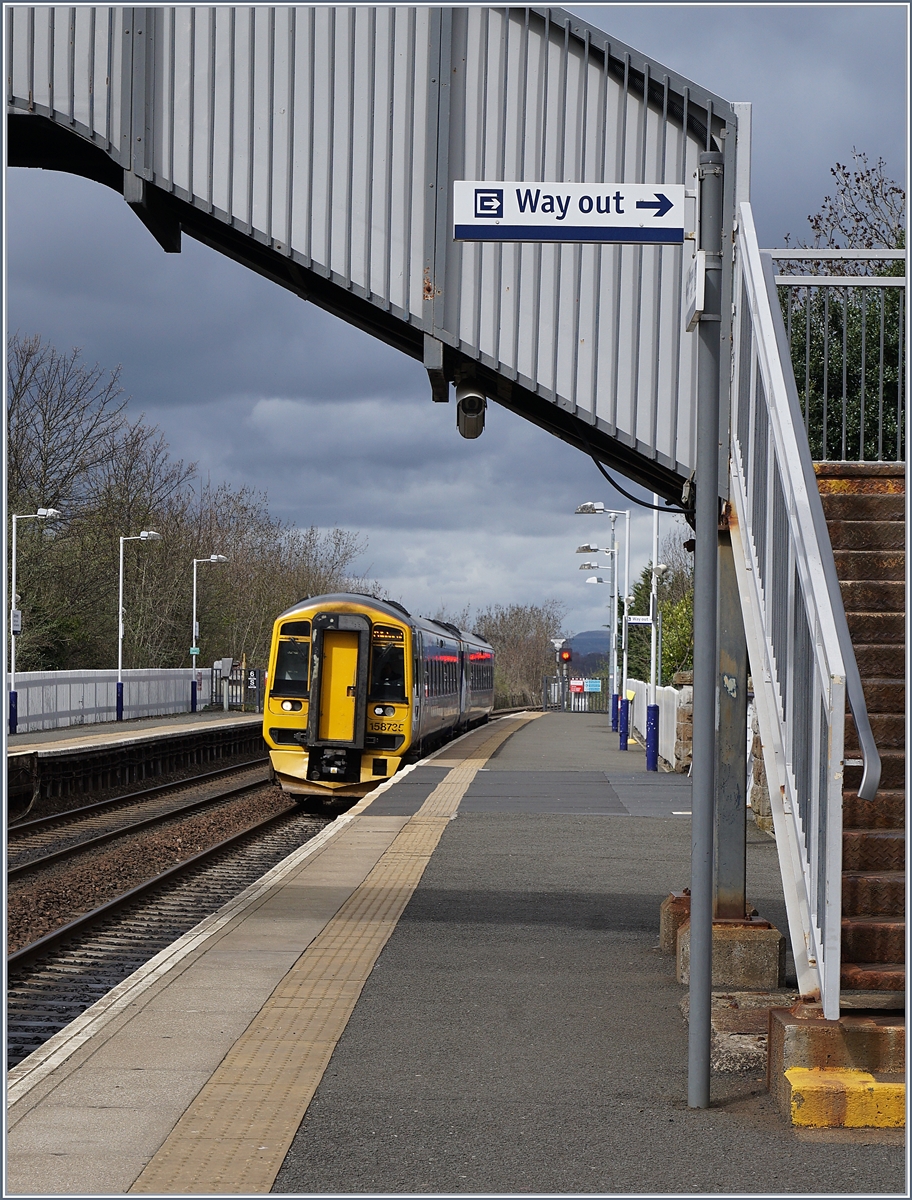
xmin=635 ymin=193 xmax=673 ymax=219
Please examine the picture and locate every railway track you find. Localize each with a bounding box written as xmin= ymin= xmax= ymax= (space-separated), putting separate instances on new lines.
xmin=7 ymin=759 xmax=271 ymax=877
xmin=7 ymin=805 xmax=329 ymax=1068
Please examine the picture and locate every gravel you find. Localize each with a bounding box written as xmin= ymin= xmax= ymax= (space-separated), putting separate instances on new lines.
xmin=7 ymin=783 xmax=295 ymax=953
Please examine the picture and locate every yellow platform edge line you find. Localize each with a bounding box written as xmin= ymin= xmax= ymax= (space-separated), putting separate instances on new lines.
xmin=785 ymin=1068 xmax=906 ymax=1128
xmin=129 ymin=714 xmax=537 ymax=1194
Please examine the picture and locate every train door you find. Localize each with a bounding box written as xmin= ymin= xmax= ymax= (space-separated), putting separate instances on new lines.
xmin=307 ymin=613 xmax=370 ymax=749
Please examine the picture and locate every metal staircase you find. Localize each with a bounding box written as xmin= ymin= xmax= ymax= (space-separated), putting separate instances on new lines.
xmin=727 ymin=203 xmax=886 ymax=1018
xmin=816 ymin=463 xmax=905 ymax=999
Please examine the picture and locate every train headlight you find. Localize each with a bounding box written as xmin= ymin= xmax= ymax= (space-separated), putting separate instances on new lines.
xmin=383 ymin=705 xmax=395 ymax=716
xmin=281 ymin=699 xmax=302 ymax=712
xmin=373 ymin=705 xmax=385 ymax=716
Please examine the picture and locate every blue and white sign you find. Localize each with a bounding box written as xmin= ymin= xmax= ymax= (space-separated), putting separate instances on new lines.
xmin=454 ymin=181 xmax=686 ymax=244
xmin=583 ymin=678 xmax=603 ymax=693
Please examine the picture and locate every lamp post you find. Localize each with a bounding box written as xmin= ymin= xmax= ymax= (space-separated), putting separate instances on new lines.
xmin=576 ymin=503 xmax=630 ymax=737
xmin=9 ymin=508 xmax=62 ymax=734
xmin=117 ymin=531 xmax=162 ymax=721
xmin=191 ymin=555 xmax=229 ymax=711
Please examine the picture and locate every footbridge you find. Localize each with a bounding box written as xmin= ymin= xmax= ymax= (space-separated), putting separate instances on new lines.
xmin=6 ymin=5 xmax=897 ymax=1101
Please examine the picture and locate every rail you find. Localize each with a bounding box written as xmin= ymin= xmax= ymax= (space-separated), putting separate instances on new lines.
xmin=727 ymin=203 xmax=882 ymax=1018
xmin=763 ymin=249 xmax=906 ymax=462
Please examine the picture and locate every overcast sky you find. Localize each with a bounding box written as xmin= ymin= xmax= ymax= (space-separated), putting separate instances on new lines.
xmin=5 ymin=3 xmax=907 ymax=641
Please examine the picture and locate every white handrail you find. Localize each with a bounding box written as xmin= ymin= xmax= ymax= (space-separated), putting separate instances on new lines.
xmin=727 ymin=203 xmax=881 ymax=1018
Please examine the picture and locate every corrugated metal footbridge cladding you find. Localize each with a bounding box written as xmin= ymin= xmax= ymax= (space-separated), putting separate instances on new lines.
xmin=6 ymin=4 xmax=736 ymax=497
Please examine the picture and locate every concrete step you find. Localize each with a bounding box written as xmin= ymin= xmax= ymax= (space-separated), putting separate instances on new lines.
xmin=846 ymin=712 xmax=905 ymax=750
xmin=843 ymin=872 xmax=905 ymax=918
xmin=840 ymin=579 xmax=906 ymax=612
xmin=845 ymin=610 xmax=904 ymax=644
xmin=843 ymin=789 xmax=905 ymax=830
xmin=845 ymin=751 xmax=905 ymax=792
xmin=821 ymin=493 xmax=905 ymax=521
xmin=832 ymin=549 xmax=905 ymax=581
xmin=768 ymin=1005 xmax=905 ymax=1123
xmin=842 ymin=829 xmax=905 ymax=872
xmin=842 ymin=917 xmax=906 ymax=963
xmin=841 ymin=962 xmax=906 ymax=992
xmin=853 ymin=645 xmax=906 ymax=678
xmin=825 ymin=520 xmax=904 ymax=551
xmin=784 ymin=1068 xmax=904 ymax=1128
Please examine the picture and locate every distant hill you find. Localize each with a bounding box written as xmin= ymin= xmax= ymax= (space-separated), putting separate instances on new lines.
xmin=566 ymin=629 xmax=612 ymax=656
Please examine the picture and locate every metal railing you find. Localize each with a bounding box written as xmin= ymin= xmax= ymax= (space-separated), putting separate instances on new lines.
xmin=541 ymin=676 xmax=611 ymax=713
xmin=766 ymin=250 xmax=906 ymax=461
xmin=727 ymin=205 xmax=882 ymax=1018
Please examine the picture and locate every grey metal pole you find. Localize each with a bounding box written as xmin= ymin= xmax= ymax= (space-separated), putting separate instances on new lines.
xmin=688 ymin=149 xmax=724 ymax=1109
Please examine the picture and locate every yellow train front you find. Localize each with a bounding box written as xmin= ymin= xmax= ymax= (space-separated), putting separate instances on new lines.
xmin=263 ymin=593 xmax=495 ymax=805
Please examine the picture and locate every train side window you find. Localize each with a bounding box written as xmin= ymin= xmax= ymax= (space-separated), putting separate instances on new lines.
xmin=272 ymin=639 xmax=310 ymax=696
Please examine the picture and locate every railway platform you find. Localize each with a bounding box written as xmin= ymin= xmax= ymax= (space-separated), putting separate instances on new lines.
xmin=7 ymin=712 xmax=265 ymax=822
xmin=6 ymin=713 xmax=904 ymax=1195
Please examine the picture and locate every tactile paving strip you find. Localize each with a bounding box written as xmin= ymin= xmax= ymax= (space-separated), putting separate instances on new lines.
xmin=129 ymin=715 xmax=538 ymax=1194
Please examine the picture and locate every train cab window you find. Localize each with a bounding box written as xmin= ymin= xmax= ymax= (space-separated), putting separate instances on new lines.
xmin=281 ymin=620 xmax=311 ymax=637
xmin=272 ymin=638 xmax=310 ymax=696
xmin=370 ymin=644 xmax=406 ymax=703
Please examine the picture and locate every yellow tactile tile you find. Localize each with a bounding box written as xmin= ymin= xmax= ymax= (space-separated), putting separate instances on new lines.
xmin=130 ymin=716 xmax=536 ymax=1194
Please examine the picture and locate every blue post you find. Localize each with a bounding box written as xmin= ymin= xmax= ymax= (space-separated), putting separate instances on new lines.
xmin=619 ymin=697 xmax=629 ymax=750
xmin=646 ymin=703 xmax=659 ymax=771
xmin=190 ymin=679 xmax=197 ymax=713
xmin=9 ymin=690 xmax=18 ymax=735
xmin=116 ymin=681 xmax=124 ymax=721
xmin=611 ymin=693 xmax=619 ymax=731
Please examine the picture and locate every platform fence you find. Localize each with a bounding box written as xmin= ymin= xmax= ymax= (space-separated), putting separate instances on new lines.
xmin=6 ymin=669 xmax=212 ymax=733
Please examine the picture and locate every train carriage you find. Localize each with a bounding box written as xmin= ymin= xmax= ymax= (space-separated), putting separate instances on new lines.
xmin=264 ymin=593 xmax=494 ymax=804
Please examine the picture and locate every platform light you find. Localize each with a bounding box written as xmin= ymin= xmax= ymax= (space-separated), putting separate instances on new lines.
xmin=9 ymin=507 xmax=64 ymax=734
xmin=575 ymin=501 xmax=606 ymax=514
xmin=576 ymin=543 xmax=601 ymax=553
xmin=118 ymin=531 xmax=164 ymax=721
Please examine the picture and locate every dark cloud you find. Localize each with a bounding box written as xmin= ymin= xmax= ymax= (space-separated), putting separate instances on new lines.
xmin=6 ymin=5 xmax=905 ymax=635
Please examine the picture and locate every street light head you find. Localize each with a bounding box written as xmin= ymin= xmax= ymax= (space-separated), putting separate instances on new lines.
xmin=37 ymin=507 xmax=62 ymax=519
xmin=586 ymin=576 xmax=605 ymax=585
xmin=575 ymin=501 xmax=605 ymax=515
xmin=139 ymin=530 xmax=162 ymax=541
xmin=654 ymin=563 xmax=669 ymax=577
xmin=579 ymin=562 xmax=600 ymax=570
xmin=210 ymin=554 xmax=229 ymax=563
xmin=576 ymin=544 xmax=600 ymax=553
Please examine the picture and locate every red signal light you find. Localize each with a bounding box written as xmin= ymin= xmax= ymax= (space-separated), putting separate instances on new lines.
xmin=559 ymin=648 xmax=572 ymax=663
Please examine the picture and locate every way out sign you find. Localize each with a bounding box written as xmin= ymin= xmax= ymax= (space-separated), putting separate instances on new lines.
xmin=454 ymin=181 xmax=686 ymax=244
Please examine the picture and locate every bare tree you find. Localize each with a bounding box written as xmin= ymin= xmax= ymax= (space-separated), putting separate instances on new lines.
xmin=473 ymin=600 xmax=566 ymax=706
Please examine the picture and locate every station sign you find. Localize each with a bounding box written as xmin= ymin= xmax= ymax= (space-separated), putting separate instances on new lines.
xmin=627 ymin=615 xmax=653 ymax=626
xmin=189 ymin=646 xmax=200 ymax=655
xmin=684 ymin=250 xmax=706 ymax=331
xmin=10 ymin=609 xmax=22 ymax=634
xmin=583 ymin=679 xmax=602 ymax=693
xmin=454 ymin=181 xmax=686 ymax=244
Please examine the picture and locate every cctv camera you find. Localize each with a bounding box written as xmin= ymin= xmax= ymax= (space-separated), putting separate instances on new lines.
xmin=455 ymin=383 xmax=487 ymax=439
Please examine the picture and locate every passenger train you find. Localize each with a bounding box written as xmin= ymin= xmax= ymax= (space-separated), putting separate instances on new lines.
xmin=263 ymin=593 xmax=495 ymax=804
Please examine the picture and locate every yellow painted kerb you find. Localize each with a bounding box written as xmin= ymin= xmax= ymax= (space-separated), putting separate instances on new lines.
xmin=786 ymin=1067 xmax=906 ymax=1128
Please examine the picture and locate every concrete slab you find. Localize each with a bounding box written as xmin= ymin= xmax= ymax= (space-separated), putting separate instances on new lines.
xmin=6 ymin=1153 xmax=152 ymax=1198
